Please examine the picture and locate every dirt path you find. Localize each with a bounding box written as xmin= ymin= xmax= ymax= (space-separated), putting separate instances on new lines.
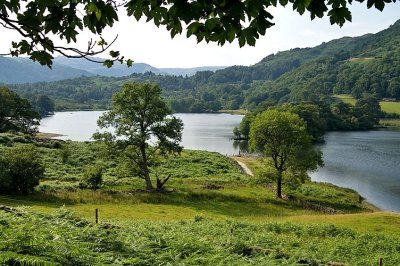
xmin=231 ymin=157 xmax=254 ymax=176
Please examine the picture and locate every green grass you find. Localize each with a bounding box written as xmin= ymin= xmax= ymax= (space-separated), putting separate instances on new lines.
xmin=348 ymin=57 xmax=374 ymax=62
xmin=219 ymin=109 xmax=249 ymax=115
xmin=380 ymin=101 xmax=400 ymax=114
xmin=0 ymin=140 xmax=323 ymax=221
xmin=280 ymin=212 xmax=400 ymax=234
xmin=0 ymin=138 xmax=386 ymax=218
xmin=1 ymin=137 xmax=399 ymax=265
xmin=0 ymin=208 xmax=399 ymax=265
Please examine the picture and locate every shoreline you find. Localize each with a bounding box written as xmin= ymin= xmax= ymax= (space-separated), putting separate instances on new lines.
xmin=35 ymin=132 xmax=64 ymax=139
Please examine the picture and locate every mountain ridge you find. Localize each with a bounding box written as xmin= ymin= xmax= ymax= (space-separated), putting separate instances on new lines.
xmin=0 ymin=56 xmax=227 ymax=84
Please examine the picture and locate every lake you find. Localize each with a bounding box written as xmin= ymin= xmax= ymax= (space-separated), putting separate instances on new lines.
xmin=39 ymin=111 xmax=243 ymax=155
xmin=310 ymin=129 xmax=400 ymax=212
xmin=39 ymin=111 xmax=400 ymax=212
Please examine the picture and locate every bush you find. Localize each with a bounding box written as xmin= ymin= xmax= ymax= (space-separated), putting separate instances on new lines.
xmin=59 ymin=144 xmax=72 ymax=163
xmin=0 ymin=145 xmax=44 ymax=194
xmin=80 ymin=165 xmax=103 ymax=190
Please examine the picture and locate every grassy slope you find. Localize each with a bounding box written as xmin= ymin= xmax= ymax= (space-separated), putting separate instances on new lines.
xmin=380 ymin=101 xmax=400 ymax=114
xmin=335 ymin=94 xmax=400 ymax=114
xmin=0 ymin=138 xmax=399 ymax=265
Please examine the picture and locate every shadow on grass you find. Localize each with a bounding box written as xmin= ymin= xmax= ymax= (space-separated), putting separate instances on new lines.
xmin=1 ymin=183 xmax=359 ymax=219
xmin=121 ymin=187 xmax=311 ymax=218
xmin=0 ymin=192 xmax=77 ymax=209
xmin=0 ymin=186 xmax=309 ymax=219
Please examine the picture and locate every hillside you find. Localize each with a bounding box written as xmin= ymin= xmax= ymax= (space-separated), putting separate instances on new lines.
xmin=8 ymin=19 xmax=400 ymax=112
xmin=53 ymin=56 xmax=162 ymax=77
xmin=54 ymin=56 xmax=227 ymax=77
xmin=0 ymin=56 xmax=93 ymax=84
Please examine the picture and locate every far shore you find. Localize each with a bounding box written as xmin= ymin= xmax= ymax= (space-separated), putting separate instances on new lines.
xmin=35 ymin=132 xmax=64 ymax=139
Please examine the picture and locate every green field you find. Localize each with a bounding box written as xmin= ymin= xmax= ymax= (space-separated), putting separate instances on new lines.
xmin=380 ymin=101 xmax=400 ymax=114
xmin=335 ymin=94 xmax=400 ymax=114
xmin=218 ymin=109 xmax=249 ymax=115
xmin=380 ymin=119 xmax=400 ymax=127
xmin=0 ymin=135 xmax=399 ymax=265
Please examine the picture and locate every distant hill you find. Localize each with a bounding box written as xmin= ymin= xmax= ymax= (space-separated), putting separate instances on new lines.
xmin=9 ymin=19 xmax=400 ymax=112
xmin=53 ymin=57 xmax=163 ymax=77
xmin=0 ymin=56 xmax=93 ymax=84
xmin=54 ymin=57 xmax=227 ymax=77
xmin=0 ymin=56 xmax=226 ymax=84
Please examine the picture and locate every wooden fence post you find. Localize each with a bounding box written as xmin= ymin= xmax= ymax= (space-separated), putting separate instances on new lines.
xmin=95 ymin=208 xmax=98 ymax=224
xmin=379 ymin=257 xmax=383 ymax=266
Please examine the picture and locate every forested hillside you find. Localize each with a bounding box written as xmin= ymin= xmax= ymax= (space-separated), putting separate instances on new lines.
xmin=9 ymin=20 xmax=400 ymax=112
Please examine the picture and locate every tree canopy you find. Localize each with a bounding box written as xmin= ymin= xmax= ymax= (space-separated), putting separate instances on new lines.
xmin=93 ymin=82 xmax=183 ymax=191
xmin=0 ymin=0 xmax=396 ymax=67
xmin=0 ymin=144 xmax=44 ymax=194
xmin=0 ymin=87 xmax=40 ymax=133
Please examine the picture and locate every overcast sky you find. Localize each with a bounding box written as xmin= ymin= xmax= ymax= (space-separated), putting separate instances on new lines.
xmin=1 ymin=2 xmax=400 ymax=68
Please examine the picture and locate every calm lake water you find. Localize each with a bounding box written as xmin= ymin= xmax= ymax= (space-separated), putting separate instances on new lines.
xmin=39 ymin=111 xmax=243 ymax=155
xmin=40 ymin=111 xmax=400 ymax=212
xmin=310 ymin=129 xmax=400 ymax=212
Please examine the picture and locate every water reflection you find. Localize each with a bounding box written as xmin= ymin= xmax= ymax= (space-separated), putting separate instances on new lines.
xmin=311 ymin=129 xmax=400 ymax=212
xmin=39 ymin=111 xmax=244 ymax=155
xmin=232 ymin=140 xmax=249 ymax=154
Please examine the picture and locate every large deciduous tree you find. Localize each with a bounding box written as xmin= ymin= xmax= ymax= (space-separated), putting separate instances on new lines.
xmin=0 ymin=0 xmax=396 ymax=67
xmin=249 ymin=109 xmax=322 ymax=198
xmin=0 ymin=87 xmax=40 ymax=133
xmin=353 ymin=93 xmax=382 ymax=129
xmin=0 ymin=145 xmax=44 ymax=195
xmin=93 ymin=83 xmax=183 ymax=191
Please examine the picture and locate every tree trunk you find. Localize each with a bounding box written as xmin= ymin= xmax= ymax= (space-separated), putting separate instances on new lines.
xmin=140 ymin=143 xmax=153 ymax=191
xmin=144 ymin=169 xmax=152 ymax=191
xmin=156 ymin=174 xmax=171 ymax=192
xmin=276 ymin=171 xmax=283 ymax=199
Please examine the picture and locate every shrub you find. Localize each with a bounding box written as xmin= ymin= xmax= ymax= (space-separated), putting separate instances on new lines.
xmin=51 ymin=141 xmax=62 ymax=149
xmin=59 ymin=144 xmax=72 ymax=163
xmin=80 ymin=165 xmax=103 ymax=190
xmin=0 ymin=145 xmax=44 ymax=194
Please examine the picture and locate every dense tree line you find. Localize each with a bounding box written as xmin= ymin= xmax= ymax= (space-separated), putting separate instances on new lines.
xmin=235 ymin=94 xmax=383 ymax=144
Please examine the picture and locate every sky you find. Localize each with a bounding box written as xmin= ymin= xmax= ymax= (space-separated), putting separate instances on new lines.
xmin=1 ymin=2 xmax=400 ymax=68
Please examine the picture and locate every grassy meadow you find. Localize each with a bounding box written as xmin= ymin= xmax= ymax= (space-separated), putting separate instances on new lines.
xmin=0 ymin=134 xmax=399 ymax=265
xmin=335 ymin=94 xmax=400 ymax=115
